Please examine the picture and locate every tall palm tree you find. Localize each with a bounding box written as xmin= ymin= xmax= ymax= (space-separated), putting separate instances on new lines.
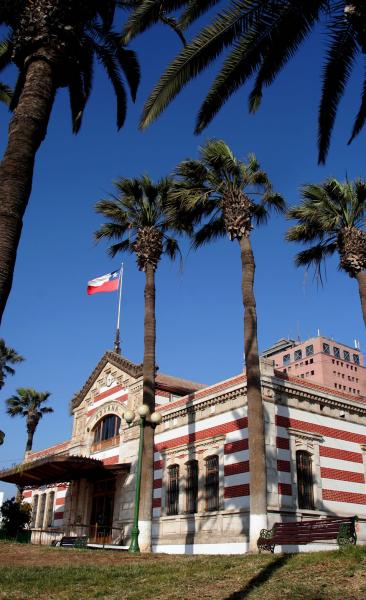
xmin=172 ymin=139 xmax=284 ymax=550
xmin=94 ymin=174 xmax=183 ymax=552
xmin=124 ymin=1 xmax=366 ymax=163
xmin=286 ymin=177 xmax=366 ymax=327
xmin=0 ymin=1 xmax=140 ymax=323
xmin=0 ymin=338 xmax=24 ymax=390
xmin=6 ymin=388 xmax=53 ymax=453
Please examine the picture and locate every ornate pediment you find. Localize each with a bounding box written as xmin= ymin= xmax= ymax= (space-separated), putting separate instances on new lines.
xmin=71 ymin=351 xmax=143 ymax=412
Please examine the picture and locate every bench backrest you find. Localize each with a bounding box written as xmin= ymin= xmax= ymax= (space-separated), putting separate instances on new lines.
xmin=272 ymin=517 xmax=356 ymax=543
xmin=60 ymin=536 xmax=87 ymax=547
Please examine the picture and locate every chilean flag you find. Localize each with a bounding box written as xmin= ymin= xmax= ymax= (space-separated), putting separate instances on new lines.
xmin=87 ymin=270 xmax=120 ymax=295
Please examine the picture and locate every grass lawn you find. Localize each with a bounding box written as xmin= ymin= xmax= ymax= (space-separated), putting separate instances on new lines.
xmin=0 ymin=542 xmax=366 ymax=599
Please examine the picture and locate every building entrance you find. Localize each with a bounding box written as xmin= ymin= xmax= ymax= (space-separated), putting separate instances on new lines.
xmin=90 ymin=477 xmax=115 ymax=543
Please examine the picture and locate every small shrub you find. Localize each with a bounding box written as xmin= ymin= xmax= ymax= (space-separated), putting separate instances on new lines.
xmin=0 ymin=497 xmax=31 ymax=539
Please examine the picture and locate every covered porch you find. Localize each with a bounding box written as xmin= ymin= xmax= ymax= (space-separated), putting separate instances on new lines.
xmin=0 ymin=454 xmax=131 ymax=547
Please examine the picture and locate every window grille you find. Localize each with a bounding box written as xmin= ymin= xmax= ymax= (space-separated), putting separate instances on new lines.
xmin=167 ymin=465 xmax=179 ymax=515
xmin=294 ymin=349 xmax=302 ymax=361
xmin=205 ymin=456 xmax=219 ymax=511
xmin=333 ymin=347 xmax=340 ymax=358
xmin=343 ymin=351 xmax=350 ymax=361
xmin=186 ymin=461 xmax=198 ymax=513
xmin=296 ymin=450 xmax=314 ymax=510
xmin=305 ymin=345 xmax=314 ymax=356
xmin=353 ymin=354 xmax=360 ymax=365
xmin=322 ymin=343 xmax=330 ymax=354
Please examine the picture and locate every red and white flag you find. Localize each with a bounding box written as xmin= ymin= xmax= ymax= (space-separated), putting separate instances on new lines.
xmin=87 ymin=270 xmax=120 ymax=295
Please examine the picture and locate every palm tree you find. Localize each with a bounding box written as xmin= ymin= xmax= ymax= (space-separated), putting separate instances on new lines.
xmin=0 ymin=338 xmax=24 ymax=390
xmin=6 ymin=388 xmax=53 ymax=453
xmin=0 ymin=2 xmax=140 ymax=323
xmin=124 ymin=1 xmax=366 ymax=163
xmin=286 ymin=177 xmax=366 ymax=327
xmin=95 ymin=174 xmax=183 ymax=552
xmin=172 ymin=139 xmax=284 ymax=550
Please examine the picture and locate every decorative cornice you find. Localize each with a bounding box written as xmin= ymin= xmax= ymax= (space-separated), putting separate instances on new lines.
xmin=161 ymin=388 xmax=246 ymax=422
xmin=271 ymin=379 xmax=366 ymax=416
xmin=288 ymin=427 xmax=324 ymax=443
xmin=159 ymin=374 xmax=366 ymax=421
xmin=160 ymin=435 xmax=225 ymax=459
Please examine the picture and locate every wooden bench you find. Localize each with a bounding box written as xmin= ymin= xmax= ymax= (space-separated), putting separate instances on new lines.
xmin=58 ymin=536 xmax=88 ymax=548
xmin=257 ymin=516 xmax=358 ymax=553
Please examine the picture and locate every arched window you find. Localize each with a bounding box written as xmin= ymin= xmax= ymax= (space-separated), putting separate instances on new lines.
xmin=31 ymin=495 xmax=39 ymax=528
xmin=167 ymin=465 xmax=179 ymax=515
xmin=93 ymin=414 xmax=121 ymax=443
xmin=205 ymin=455 xmax=219 ymax=511
xmin=185 ymin=460 xmax=198 ymax=514
xmin=296 ymin=450 xmax=314 ymax=510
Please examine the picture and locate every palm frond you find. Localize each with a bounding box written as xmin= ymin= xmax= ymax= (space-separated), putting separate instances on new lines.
xmin=123 ymin=0 xmax=189 ymax=44
xmin=94 ymin=222 xmax=130 ymax=241
xmin=0 ymin=82 xmax=11 ymax=106
xmin=93 ymin=27 xmax=140 ymax=101
xmin=140 ymin=0 xmax=265 ymax=129
xmin=68 ymin=69 xmax=87 ymax=134
xmin=94 ymin=42 xmax=127 ymax=129
xmin=163 ymin=235 xmax=181 ymax=261
xmin=285 ymin=222 xmax=327 ymax=243
xmin=0 ymin=38 xmax=12 ymax=71
xmin=318 ymin=15 xmax=358 ymax=164
xmin=108 ymin=239 xmax=135 ymax=258
xmin=193 ymin=215 xmax=226 ymax=247
xmin=248 ymin=0 xmax=324 ymax=114
xmin=178 ymin=0 xmax=221 ymax=30
xmin=294 ymin=241 xmax=338 ymax=282
xmin=195 ymin=26 xmax=269 ymax=133
xmin=261 ymin=192 xmax=286 ymax=214
xmin=348 ymin=61 xmax=366 ymax=145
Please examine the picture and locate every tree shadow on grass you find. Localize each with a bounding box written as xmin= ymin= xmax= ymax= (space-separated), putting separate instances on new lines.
xmin=223 ymin=553 xmax=292 ymax=600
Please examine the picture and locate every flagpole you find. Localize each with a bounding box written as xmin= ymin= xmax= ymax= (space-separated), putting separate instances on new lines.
xmin=114 ymin=263 xmax=124 ymax=354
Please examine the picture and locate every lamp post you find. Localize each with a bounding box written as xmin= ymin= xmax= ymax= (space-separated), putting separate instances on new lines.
xmin=124 ymin=404 xmax=162 ymax=554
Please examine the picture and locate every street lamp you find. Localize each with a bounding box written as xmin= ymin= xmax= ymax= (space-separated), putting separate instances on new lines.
xmin=124 ymin=404 xmax=162 ymax=554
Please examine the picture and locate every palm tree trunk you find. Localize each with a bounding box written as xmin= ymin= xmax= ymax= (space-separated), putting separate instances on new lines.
xmin=239 ymin=236 xmax=267 ymax=552
xmin=25 ymin=426 xmax=35 ymax=453
xmin=139 ymin=263 xmax=156 ymax=552
xmin=355 ymin=271 xmax=366 ymax=327
xmin=0 ymin=57 xmax=56 ymax=322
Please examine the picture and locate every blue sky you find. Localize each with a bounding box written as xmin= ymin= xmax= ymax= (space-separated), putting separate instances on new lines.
xmin=1 ymin=13 xmax=366 ymax=499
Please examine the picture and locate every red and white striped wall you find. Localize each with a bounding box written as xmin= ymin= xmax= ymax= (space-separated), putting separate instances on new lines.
xmin=22 ymin=483 xmax=69 ymax=527
xmin=152 ymin=408 xmax=249 ymax=517
xmin=276 ymin=405 xmax=366 ymax=514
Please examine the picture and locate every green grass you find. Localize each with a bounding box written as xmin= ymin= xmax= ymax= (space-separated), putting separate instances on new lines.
xmin=0 ymin=543 xmax=366 ymax=599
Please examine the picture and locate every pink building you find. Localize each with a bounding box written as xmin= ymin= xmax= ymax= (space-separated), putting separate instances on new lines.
xmin=262 ymin=336 xmax=366 ymax=399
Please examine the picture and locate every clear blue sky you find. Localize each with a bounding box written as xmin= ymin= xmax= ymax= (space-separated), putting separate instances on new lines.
xmin=1 ymin=15 xmax=365 ymax=499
